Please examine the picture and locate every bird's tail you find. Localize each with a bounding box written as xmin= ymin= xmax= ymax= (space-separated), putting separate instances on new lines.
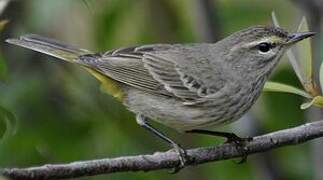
xmin=6 ymin=34 xmax=92 ymax=62
xmin=6 ymin=34 xmax=125 ymax=100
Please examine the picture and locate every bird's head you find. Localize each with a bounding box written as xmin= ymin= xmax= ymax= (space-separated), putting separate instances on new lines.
xmin=219 ymin=26 xmax=315 ymax=77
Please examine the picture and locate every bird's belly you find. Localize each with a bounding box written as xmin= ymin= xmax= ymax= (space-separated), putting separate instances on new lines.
xmin=124 ymin=85 xmax=259 ymax=132
xmin=124 ymin=89 xmax=206 ymax=131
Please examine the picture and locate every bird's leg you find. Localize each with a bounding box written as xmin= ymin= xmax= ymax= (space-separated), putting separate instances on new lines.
xmin=186 ymin=129 xmax=252 ymax=163
xmin=136 ymin=114 xmax=188 ymax=172
xmin=186 ymin=129 xmax=252 ymax=145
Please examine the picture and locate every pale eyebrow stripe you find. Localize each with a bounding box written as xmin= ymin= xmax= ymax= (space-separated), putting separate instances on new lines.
xmin=244 ymin=36 xmax=284 ymax=47
xmin=230 ymin=36 xmax=284 ymax=52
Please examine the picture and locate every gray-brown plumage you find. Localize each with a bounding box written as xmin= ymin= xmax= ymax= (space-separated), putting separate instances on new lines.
xmin=6 ymin=26 xmax=315 ymax=167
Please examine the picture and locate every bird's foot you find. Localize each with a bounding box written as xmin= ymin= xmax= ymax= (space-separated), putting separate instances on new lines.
xmin=224 ymin=134 xmax=253 ymax=163
xmin=224 ymin=133 xmax=253 ymax=146
xmin=168 ymin=143 xmax=190 ymax=174
xmin=136 ymin=114 xmax=190 ymax=172
xmin=185 ymin=129 xmax=252 ymax=163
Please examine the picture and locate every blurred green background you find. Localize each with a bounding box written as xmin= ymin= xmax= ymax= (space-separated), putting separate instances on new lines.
xmin=0 ymin=0 xmax=321 ymax=179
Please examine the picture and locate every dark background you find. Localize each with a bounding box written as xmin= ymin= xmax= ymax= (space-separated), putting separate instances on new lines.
xmin=0 ymin=0 xmax=322 ymax=179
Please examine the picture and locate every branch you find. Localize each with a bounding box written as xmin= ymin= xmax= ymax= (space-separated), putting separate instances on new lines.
xmin=2 ymin=121 xmax=323 ymax=180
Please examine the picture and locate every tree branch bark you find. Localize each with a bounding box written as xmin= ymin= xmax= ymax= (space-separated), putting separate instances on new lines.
xmin=2 ymin=121 xmax=323 ymax=180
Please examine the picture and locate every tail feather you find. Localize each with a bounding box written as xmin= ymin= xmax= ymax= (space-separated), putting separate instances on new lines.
xmin=6 ymin=34 xmax=125 ymax=100
xmin=6 ymin=34 xmax=92 ymax=62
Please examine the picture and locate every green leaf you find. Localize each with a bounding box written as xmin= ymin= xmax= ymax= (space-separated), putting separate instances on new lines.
xmin=271 ymin=11 xmax=281 ymax=27
xmin=264 ymin=81 xmax=311 ymax=98
xmin=0 ymin=20 xmax=8 ymax=32
xmin=0 ymin=106 xmax=16 ymax=143
xmin=286 ymin=49 xmax=305 ymax=85
xmin=301 ymin=96 xmax=323 ymax=109
xmin=0 ymin=53 xmax=8 ymax=81
xmin=296 ymin=16 xmax=313 ymax=86
xmin=272 ymin=12 xmax=305 ymax=84
xmin=0 ymin=20 xmax=8 ymax=81
xmin=320 ymin=60 xmax=323 ymax=92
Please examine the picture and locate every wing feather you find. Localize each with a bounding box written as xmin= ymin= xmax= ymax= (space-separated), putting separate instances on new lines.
xmin=142 ymin=53 xmax=200 ymax=99
xmin=77 ymin=44 xmax=223 ymax=101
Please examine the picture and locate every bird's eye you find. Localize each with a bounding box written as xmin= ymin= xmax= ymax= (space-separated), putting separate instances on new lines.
xmin=257 ymin=42 xmax=271 ymax=53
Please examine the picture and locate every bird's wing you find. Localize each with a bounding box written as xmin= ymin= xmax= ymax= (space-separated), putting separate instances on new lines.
xmin=77 ymin=44 xmax=226 ymax=101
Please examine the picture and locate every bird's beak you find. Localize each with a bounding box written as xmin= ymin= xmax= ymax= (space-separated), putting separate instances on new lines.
xmin=286 ymin=31 xmax=316 ymax=45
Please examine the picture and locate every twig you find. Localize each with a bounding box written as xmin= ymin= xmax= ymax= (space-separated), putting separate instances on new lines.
xmin=2 ymin=121 xmax=323 ymax=180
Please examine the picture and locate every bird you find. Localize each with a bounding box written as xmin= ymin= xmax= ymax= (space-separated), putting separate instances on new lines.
xmin=6 ymin=26 xmax=315 ymax=168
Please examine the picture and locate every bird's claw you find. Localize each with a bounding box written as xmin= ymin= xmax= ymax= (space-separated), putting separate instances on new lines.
xmin=224 ymin=134 xmax=252 ymax=163
xmin=225 ymin=134 xmax=252 ymax=146
xmin=168 ymin=143 xmax=189 ymax=174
